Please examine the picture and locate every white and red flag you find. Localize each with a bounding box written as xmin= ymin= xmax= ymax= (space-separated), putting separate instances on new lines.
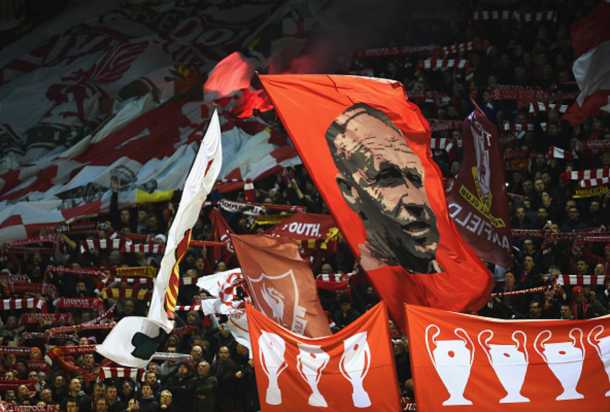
xmin=232 ymin=233 xmax=331 ymax=338
xmin=97 ymin=109 xmax=222 ymax=368
xmin=247 ymin=301 xmax=400 ymax=411
xmin=564 ymin=0 xmax=610 ymax=125
xmin=197 ymin=268 xmax=251 ymax=351
xmin=406 ymin=304 xmax=610 ymax=411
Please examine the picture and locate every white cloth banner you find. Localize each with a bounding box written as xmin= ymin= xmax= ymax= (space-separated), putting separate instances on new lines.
xmin=96 ymin=109 xmax=222 ymax=368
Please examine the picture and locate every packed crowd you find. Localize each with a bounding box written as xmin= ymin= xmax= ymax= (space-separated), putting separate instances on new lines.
xmin=1 ymin=0 xmax=609 ymax=410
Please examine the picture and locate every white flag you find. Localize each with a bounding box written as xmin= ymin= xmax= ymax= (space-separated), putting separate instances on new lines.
xmin=97 ymin=109 xmax=223 ymax=368
xmin=197 ymin=268 xmax=251 ymax=352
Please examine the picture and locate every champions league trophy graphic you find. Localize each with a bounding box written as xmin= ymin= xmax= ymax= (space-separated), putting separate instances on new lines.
xmin=535 ymin=328 xmax=585 ymax=401
xmin=296 ymin=344 xmax=330 ymax=407
xmin=588 ymin=325 xmax=610 ymax=396
xmin=258 ymin=332 xmax=288 ymax=405
xmin=479 ymin=330 xmax=530 ymax=403
xmin=339 ymin=332 xmax=372 ymax=408
xmin=426 ymin=324 xmax=474 ymax=406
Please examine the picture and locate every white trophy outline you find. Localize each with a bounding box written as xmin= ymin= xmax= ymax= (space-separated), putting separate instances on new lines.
xmin=258 ymin=331 xmax=288 ymax=405
xmin=478 ymin=330 xmax=530 ymax=403
xmin=340 ymin=332 xmax=372 ymax=408
xmin=588 ymin=325 xmax=610 ymax=396
xmin=535 ymin=328 xmax=585 ymax=401
xmin=249 ymin=269 xmax=307 ymax=335
xmin=425 ymin=324 xmax=474 ymax=406
xmin=296 ymin=343 xmax=330 ymax=407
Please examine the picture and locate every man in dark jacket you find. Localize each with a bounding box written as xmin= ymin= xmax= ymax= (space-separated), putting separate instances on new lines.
xmin=186 ymin=361 xmax=217 ymax=412
xmin=332 ymin=292 xmax=361 ymax=332
xmin=210 ymin=347 xmax=237 ymax=412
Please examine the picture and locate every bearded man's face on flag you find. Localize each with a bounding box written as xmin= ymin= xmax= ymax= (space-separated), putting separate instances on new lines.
xmin=325 ymin=103 xmax=442 ymax=274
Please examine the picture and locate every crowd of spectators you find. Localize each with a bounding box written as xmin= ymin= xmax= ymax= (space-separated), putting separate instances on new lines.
xmin=1 ymin=0 xmax=609 ymax=410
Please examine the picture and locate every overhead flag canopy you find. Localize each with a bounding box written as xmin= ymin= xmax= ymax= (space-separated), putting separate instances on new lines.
xmin=260 ymin=74 xmax=494 ymax=332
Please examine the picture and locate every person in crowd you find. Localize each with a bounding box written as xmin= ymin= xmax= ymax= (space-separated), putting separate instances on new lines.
xmin=210 ymin=346 xmax=238 ymax=412
xmin=186 ymin=361 xmax=217 ymax=412
xmin=60 ymin=378 xmax=91 ymax=412
xmin=107 ymin=385 xmax=126 ymax=412
xmin=156 ymin=390 xmax=178 ymax=412
xmin=332 ymin=292 xmax=361 ymax=331
xmin=137 ymin=384 xmax=159 ymax=412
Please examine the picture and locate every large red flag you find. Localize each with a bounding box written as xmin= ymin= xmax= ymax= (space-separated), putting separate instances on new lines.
xmin=405 ymin=304 xmax=610 ymax=411
xmin=260 ymin=75 xmax=493 ymax=332
xmin=231 ymin=234 xmax=331 ymax=338
xmin=446 ymin=98 xmax=512 ymax=267
xmin=247 ymin=300 xmax=401 ymax=412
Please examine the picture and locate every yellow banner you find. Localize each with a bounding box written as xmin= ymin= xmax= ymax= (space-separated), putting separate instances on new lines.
xmin=459 ymin=168 xmax=506 ymax=228
xmin=574 ymin=185 xmax=609 ymax=198
xmin=115 ymin=266 xmax=157 ymax=278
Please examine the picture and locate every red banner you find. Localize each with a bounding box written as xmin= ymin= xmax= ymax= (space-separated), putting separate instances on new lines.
xmin=56 ymin=297 xmax=105 ymax=314
xmin=263 ymin=213 xmax=340 ymax=258
xmin=247 ymin=301 xmax=400 ymax=412
xmin=0 ymin=380 xmax=37 ymax=392
xmin=447 ymin=99 xmax=512 ymax=267
xmin=0 ymin=346 xmax=36 ymax=356
xmin=232 ymin=234 xmax=331 ymax=338
xmin=405 ymin=304 xmax=610 ymax=411
xmin=210 ymin=208 xmax=235 ymax=264
xmin=260 ymin=75 xmax=493 ymax=332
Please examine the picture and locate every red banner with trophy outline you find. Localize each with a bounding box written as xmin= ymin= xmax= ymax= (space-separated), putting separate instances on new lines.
xmin=405 ymin=304 xmax=610 ymax=411
xmin=247 ymin=301 xmax=401 ymax=412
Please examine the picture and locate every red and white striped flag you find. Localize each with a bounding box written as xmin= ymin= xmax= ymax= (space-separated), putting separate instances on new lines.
xmin=557 ymin=275 xmax=609 ymax=286
xmin=317 ymin=273 xmax=351 ymax=282
xmin=473 ymin=10 xmax=556 ymax=22
xmin=439 ymin=41 xmax=490 ymax=55
xmin=80 ymin=239 xmax=124 ymax=253
xmin=564 ymin=0 xmax=610 ymax=125
xmin=560 ymin=168 xmax=610 ymax=187
xmin=430 ymin=138 xmax=449 ymax=150
xmin=418 ymin=58 xmax=471 ymax=69
xmin=173 ymin=304 xmax=206 ymax=311
xmin=529 ymin=102 xmax=569 ymax=113
xmin=472 ymin=10 xmax=518 ymax=20
xmin=1 ymin=298 xmax=47 ymax=312
xmin=121 ymin=244 xmax=164 ymax=254
xmin=503 ymin=123 xmax=535 ymax=132
xmin=99 ymin=367 xmax=145 ymax=381
xmin=548 ymin=147 xmax=578 ymax=159
xmin=515 ymin=11 xmax=557 ymax=22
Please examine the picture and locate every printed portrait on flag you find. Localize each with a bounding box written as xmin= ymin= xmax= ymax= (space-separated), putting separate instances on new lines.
xmin=260 ymin=75 xmax=494 ymax=332
xmin=325 ymin=103 xmax=443 ymax=274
